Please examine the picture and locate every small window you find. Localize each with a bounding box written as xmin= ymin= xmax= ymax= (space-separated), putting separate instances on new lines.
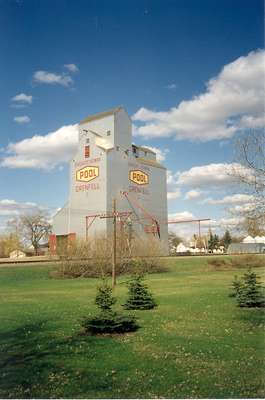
xmin=86 ymin=138 xmax=90 ymax=144
xmin=84 ymin=145 xmax=90 ymax=158
xmin=107 ymin=130 xmax=111 ymax=136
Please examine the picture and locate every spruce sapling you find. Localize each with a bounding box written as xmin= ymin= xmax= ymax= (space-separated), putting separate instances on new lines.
xmin=123 ymin=274 xmax=157 ymax=310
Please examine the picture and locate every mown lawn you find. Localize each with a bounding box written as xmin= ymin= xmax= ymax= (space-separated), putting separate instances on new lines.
xmin=0 ymin=256 xmax=264 ymax=398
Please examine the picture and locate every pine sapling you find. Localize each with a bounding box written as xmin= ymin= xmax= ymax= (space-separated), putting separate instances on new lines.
xmin=123 ymin=274 xmax=157 ymax=310
xmin=236 ymin=269 xmax=265 ymax=308
xmin=82 ymin=280 xmax=139 ymax=334
xmin=95 ymin=280 xmax=116 ymax=311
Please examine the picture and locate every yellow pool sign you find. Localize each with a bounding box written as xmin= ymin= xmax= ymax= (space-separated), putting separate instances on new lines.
xmin=76 ymin=166 xmax=99 ymax=182
xmin=129 ymin=170 xmax=149 ymax=185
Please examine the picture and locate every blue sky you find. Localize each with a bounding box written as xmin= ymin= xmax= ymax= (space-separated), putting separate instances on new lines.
xmin=0 ymin=0 xmax=264 ymax=237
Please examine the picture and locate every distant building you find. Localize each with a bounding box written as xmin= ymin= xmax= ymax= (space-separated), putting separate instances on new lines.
xmin=172 ymin=242 xmax=208 ymax=255
xmin=176 ymin=243 xmax=189 ymax=253
xmin=9 ymin=250 xmax=26 ymax=259
xmin=228 ymin=236 xmax=265 ymax=254
xmin=243 ymin=235 xmax=265 ymax=244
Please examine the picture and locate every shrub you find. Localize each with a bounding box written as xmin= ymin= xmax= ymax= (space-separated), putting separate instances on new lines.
xmin=229 ymin=255 xmax=265 ymax=269
xmin=0 ymin=233 xmax=21 ymax=258
xmin=123 ymin=274 xmax=157 ymax=310
xmin=229 ymin=269 xmax=265 ymax=308
xmin=207 ymin=258 xmax=228 ymax=269
xmin=118 ymin=257 xmax=168 ymax=276
xmin=53 ymin=236 xmax=168 ymax=279
xmin=81 ymin=281 xmax=139 ymax=334
xmin=208 ymin=255 xmax=265 ymax=271
xmin=54 ymin=238 xmax=112 ymax=279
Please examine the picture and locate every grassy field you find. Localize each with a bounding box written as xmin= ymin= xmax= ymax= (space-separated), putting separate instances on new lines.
xmin=0 ymin=256 xmax=264 ymax=398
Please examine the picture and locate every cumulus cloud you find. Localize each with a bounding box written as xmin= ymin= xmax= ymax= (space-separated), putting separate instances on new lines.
xmin=11 ymin=93 xmax=32 ymax=104
xmin=204 ymin=193 xmax=254 ymax=205
xmin=33 ymin=70 xmax=73 ymax=87
xmin=14 ymin=116 xmax=30 ymax=124
xmin=145 ymin=146 xmax=169 ymax=162
xmin=0 ymin=199 xmax=59 ymax=232
xmin=167 ymin=189 xmax=181 ymax=200
xmin=0 ymin=199 xmax=39 ymax=217
xmin=165 ymin=83 xmax=176 ymax=90
xmin=168 ymin=211 xmax=195 ymax=221
xmin=176 ymin=163 xmax=251 ymax=188
xmin=1 ymin=124 xmax=79 ymax=170
xmin=167 ymin=170 xmax=182 ymax=200
xmin=167 ymin=211 xmax=210 ymax=238
xmin=133 ymin=49 xmax=265 ymax=141
xmin=217 ymin=216 xmax=244 ymax=228
xmin=64 ymin=63 xmax=79 ymax=73
xmin=184 ymin=189 xmax=203 ymax=200
xmin=229 ymin=203 xmax=256 ymax=215
xmin=167 ymin=211 xmax=243 ymax=238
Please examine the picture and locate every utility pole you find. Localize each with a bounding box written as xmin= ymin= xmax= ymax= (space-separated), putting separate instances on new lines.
xmin=112 ymin=198 xmax=117 ymax=288
xmin=85 ymin=205 xmax=132 ymax=288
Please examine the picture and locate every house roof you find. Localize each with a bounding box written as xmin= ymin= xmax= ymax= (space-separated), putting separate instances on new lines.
xmin=79 ymin=106 xmax=123 ymax=125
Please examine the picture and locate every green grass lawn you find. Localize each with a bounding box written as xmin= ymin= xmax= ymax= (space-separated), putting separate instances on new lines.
xmin=0 ymin=256 xmax=264 ymax=398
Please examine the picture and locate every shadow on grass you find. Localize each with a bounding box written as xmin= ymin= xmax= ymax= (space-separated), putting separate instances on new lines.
xmin=238 ymin=307 xmax=265 ymax=327
xmin=0 ymin=320 xmax=116 ymax=398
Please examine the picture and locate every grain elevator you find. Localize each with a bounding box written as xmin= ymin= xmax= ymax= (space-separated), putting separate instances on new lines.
xmin=51 ymin=107 xmax=168 ymax=253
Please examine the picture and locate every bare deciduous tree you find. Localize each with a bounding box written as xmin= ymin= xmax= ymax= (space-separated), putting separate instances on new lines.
xmin=15 ymin=211 xmax=52 ymax=255
xmin=231 ymin=130 xmax=265 ymax=234
xmin=0 ymin=233 xmax=21 ymax=258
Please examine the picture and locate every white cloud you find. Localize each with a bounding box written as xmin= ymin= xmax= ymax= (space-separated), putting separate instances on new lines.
xmin=64 ymin=63 xmax=79 ymax=73
xmin=176 ymin=162 xmax=251 ymax=188
xmin=0 ymin=199 xmax=39 ymax=217
xmin=145 ymin=146 xmax=169 ymax=162
xmin=33 ymin=70 xmax=73 ymax=86
xmin=167 ymin=189 xmax=181 ymax=200
xmin=229 ymin=203 xmax=255 ymax=214
xmin=165 ymin=83 xmax=176 ymax=90
xmin=168 ymin=211 xmax=205 ymax=238
xmin=14 ymin=115 xmax=30 ymax=124
xmin=238 ymin=114 xmax=265 ymax=129
xmin=1 ymin=124 xmax=79 ymax=170
xmin=217 ymin=216 xmax=244 ymax=228
xmin=167 ymin=170 xmax=177 ymax=186
xmin=133 ymin=49 xmax=265 ymax=141
xmin=168 ymin=211 xmax=195 ymax=221
xmin=167 ymin=170 xmax=181 ymax=200
xmin=204 ymin=193 xmax=254 ymax=205
xmin=11 ymin=93 xmax=32 ymax=104
xmin=185 ymin=189 xmax=203 ymax=200
xmin=0 ymin=199 xmax=58 ymax=232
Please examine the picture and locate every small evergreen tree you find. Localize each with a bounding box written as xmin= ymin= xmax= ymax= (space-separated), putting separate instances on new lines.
xmin=221 ymin=230 xmax=232 ymax=251
xmin=95 ymin=281 xmax=116 ymax=310
xmin=123 ymin=274 xmax=157 ymax=310
xmin=208 ymin=230 xmax=219 ymax=251
xmin=236 ymin=269 xmax=265 ymax=308
xmin=229 ymin=275 xmax=243 ymax=298
xmin=213 ymin=234 xmax=220 ymax=249
xmin=82 ymin=280 xmax=139 ymax=334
